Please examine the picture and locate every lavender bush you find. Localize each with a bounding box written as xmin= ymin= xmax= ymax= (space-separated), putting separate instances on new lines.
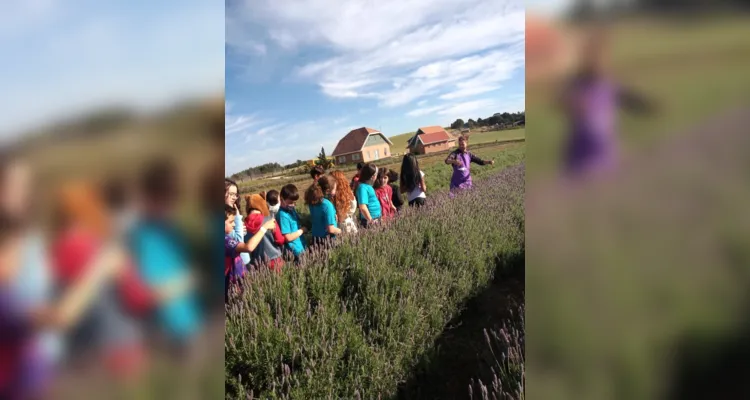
xmin=226 ymin=163 xmax=525 ymax=399
xmin=469 ymin=303 xmax=525 ymax=400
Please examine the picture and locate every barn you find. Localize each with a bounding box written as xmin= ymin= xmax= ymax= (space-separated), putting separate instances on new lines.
xmin=331 ymin=127 xmax=393 ymax=165
xmin=406 ymin=126 xmax=455 ymax=155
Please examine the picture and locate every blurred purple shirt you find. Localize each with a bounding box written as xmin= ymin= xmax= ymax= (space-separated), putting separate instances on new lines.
xmin=564 ymin=76 xmax=620 ymax=178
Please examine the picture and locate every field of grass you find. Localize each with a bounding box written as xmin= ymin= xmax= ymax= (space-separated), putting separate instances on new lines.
xmin=239 ymin=137 xmax=525 ymax=195
xmin=526 ymin=17 xmax=750 ymax=179
xmin=226 ymin=162 xmax=525 ymax=399
xmin=526 ymin=16 xmax=750 ymax=400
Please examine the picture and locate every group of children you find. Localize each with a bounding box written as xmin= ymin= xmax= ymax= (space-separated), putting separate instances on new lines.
xmin=1 ymin=156 xmax=206 ymax=398
xmin=224 ymin=153 xmax=428 ymax=296
xmin=223 ymin=135 xmax=494 ymax=299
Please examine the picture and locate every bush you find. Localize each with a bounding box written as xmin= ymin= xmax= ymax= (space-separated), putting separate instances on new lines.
xmin=225 ymin=164 xmax=525 ymax=399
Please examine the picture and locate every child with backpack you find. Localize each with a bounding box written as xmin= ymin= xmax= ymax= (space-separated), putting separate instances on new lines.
xmin=244 ymin=193 xmax=286 ymax=272
xmin=387 ymin=170 xmax=404 ymax=213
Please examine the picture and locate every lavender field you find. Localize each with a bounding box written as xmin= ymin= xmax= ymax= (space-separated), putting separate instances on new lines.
xmin=225 ymin=164 xmax=525 ymax=399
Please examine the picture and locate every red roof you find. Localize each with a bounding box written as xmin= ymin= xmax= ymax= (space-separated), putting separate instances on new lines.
xmin=407 ymin=126 xmax=451 ymax=147
xmin=332 ymin=127 xmax=390 ymax=156
xmin=418 ymin=131 xmax=452 ymax=145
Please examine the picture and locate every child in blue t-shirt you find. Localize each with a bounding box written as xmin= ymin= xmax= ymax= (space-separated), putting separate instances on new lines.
xmin=354 ymin=163 xmax=382 ymax=228
xmin=305 ymin=175 xmax=341 ymax=248
xmin=276 ymin=184 xmax=307 ymax=261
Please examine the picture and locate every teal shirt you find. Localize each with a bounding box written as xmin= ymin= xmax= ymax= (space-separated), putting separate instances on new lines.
xmin=276 ymin=207 xmax=306 ymax=256
xmin=355 ymin=182 xmax=382 ymax=221
xmin=309 ymin=198 xmax=338 ymax=238
xmin=128 ymin=220 xmax=201 ymax=340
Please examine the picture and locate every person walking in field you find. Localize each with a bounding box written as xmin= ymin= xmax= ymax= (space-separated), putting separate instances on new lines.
xmin=329 ymin=171 xmax=358 ymax=234
xmin=354 ymin=164 xmax=382 ymax=228
xmin=560 ymin=27 xmax=655 ymax=180
xmin=445 ymin=135 xmax=495 ymax=193
xmin=374 ymin=167 xmax=397 ymax=220
xmin=386 ymin=170 xmax=404 ymax=213
xmin=244 ymin=193 xmax=286 ymax=272
xmin=305 ymin=176 xmax=342 ymax=248
xmin=400 ymin=154 xmax=427 ymax=208
xmin=276 ymin=184 xmax=307 ymax=262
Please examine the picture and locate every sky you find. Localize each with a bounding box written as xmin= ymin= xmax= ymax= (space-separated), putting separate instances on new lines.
xmin=225 ymin=0 xmax=526 ymax=174
xmin=0 ymin=0 xmax=224 ymax=143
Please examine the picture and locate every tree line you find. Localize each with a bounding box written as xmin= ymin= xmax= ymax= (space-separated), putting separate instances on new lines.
xmin=449 ymin=111 xmax=525 ymax=130
xmin=229 ymin=159 xmax=307 ymax=181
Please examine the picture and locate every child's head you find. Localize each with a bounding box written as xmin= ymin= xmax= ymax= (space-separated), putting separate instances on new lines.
xmin=225 ymin=178 xmax=240 ymax=208
xmin=140 ymin=159 xmax=180 ymax=216
xmin=310 ymin=165 xmax=325 ymax=182
xmin=458 ymin=134 xmax=469 ymax=152
xmin=280 ymin=184 xmax=300 ymax=208
xmin=400 ymin=154 xmax=422 ymax=192
xmin=329 ymin=171 xmax=355 ymax=222
xmin=224 ymin=204 xmax=236 ymax=234
xmin=246 ymin=192 xmax=270 ymax=216
xmin=266 ymin=189 xmax=279 ymax=207
xmin=387 ymin=170 xmax=399 ymax=185
xmin=359 ymin=163 xmax=378 ymax=184
xmin=373 ymin=167 xmax=389 ymax=189
xmin=356 ymin=162 xmax=365 ymax=174
xmin=304 ymin=175 xmax=336 ymax=206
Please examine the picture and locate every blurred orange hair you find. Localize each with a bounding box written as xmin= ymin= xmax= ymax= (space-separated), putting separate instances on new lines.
xmin=57 ymin=181 xmax=111 ymax=238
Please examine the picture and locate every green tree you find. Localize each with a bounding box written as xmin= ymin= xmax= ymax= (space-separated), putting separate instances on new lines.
xmin=317 ymin=147 xmax=333 ymax=170
xmin=450 ymin=119 xmax=465 ymax=130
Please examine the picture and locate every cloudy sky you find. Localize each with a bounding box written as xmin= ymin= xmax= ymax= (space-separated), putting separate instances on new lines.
xmin=0 ymin=0 xmax=224 ymax=143
xmin=225 ymin=0 xmax=525 ymax=174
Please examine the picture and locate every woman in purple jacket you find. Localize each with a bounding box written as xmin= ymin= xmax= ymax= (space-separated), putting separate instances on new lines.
xmin=445 ymin=135 xmax=495 ymax=192
xmin=561 ymin=28 xmax=655 ymax=180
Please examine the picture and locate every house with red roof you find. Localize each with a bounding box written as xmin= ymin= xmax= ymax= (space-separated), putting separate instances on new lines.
xmin=406 ymin=126 xmax=456 ymax=155
xmin=331 ymin=127 xmax=393 ymax=165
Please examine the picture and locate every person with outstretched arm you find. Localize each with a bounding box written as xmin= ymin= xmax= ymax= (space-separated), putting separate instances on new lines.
xmin=445 ymin=135 xmax=494 ymax=192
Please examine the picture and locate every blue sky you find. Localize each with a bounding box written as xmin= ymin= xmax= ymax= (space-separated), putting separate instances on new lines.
xmin=0 ymin=0 xmax=224 ymax=144
xmin=225 ymin=0 xmax=526 ymax=174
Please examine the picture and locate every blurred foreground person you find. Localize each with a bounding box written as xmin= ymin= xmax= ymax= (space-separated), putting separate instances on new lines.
xmin=561 ymin=25 xmax=656 ymax=180
xmin=128 ymin=160 xmax=202 ymax=358
xmin=50 ymin=182 xmax=149 ymax=381
xmin=1 ymin=156 xmax=126 ymax=399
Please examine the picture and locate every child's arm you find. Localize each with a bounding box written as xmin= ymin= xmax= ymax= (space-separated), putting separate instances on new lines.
xmin=283 ymin=228 xmax=305 ymax=243
xmin=238 ymin=219 xmax=277 ymax=253
xmin=327 ymin=225 xmax=342 ymax=235
xmin=358 ymin=204 xmax=373 ymax=222
xmin=272 ymin=225 xmax=286 ymax=246
xmin=445 ymin=151 xmax=461 ymax=166
xmin=230 ymin=212 xmax=244 ymax=241
xmin=420 ymin=171 xmax=427 ymax=193
xmin=43 ymin=243 xmax=125 ymax=330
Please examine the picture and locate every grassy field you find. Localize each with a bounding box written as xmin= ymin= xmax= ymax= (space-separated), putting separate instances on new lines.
xmin=526 ymin=17 xmax=750 ymax=180
xmin=226 ymin=163 xmax=525 ymax=399
xmin=526 ymin=16 xmax=750 ymax=400
xmin=238 ymin=128 xmax=525 ymax=196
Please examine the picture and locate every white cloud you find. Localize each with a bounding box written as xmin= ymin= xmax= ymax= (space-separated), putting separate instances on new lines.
xmin=226 ymin=0 xmax=524 ymax=108
xmin=406 ymin=95 xmax=525 ymax=121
